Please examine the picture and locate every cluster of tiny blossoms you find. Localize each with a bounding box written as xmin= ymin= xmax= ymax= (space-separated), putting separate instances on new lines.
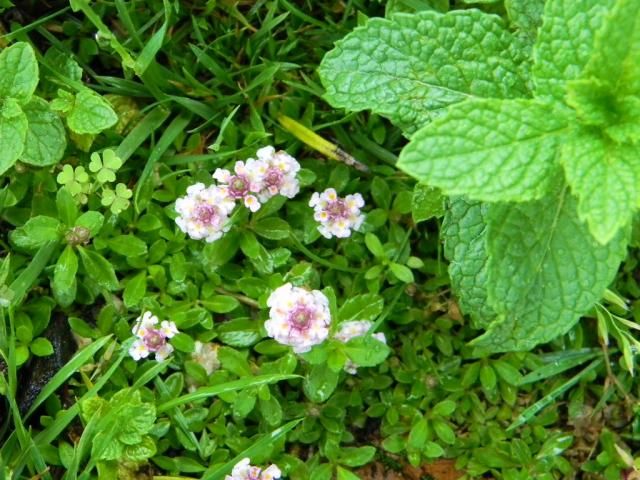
xmin=264 ymin=285 xmax=386 ymax=373
xmin=335 ymin=320 xmax=387 ymax=374
xmin=309 ymin=188 xmax=365 ymax=239
xmin=265 ymin=283 xmax=331 ymax=353
xmin=226 ymin=458 xmax=281 ymax=480
xmin=175 ymin=146 xmax=300 ymax=242
xmin=129 ymin=312 xmax=179 ymax=361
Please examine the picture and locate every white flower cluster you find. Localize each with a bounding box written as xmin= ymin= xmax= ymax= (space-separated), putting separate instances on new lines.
xmin=309 ymin=188 xmax=365 ymax=239
xmin=265 ymin=283 xmax=331 ymax=353
xmin=176 ymin=146 xmax=300 ymax=241
xmin=226 ymin=458 xmax=281 ymax=480
xmin=129 ymin=311 xmax=179 ymax=361
xmin=175 ymin=183 xmax=236 ymax=243
xmin=334 ymin=320 xmax=387 ymax=374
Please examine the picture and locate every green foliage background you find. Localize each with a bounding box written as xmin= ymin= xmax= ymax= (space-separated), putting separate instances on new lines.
xmin=0 ymin=1 xmax=640 ymax=480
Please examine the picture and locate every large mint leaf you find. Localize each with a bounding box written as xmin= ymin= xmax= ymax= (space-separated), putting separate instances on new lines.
xmin=442 ymin=198 xmax=496 ymax=328
xmin=561 ymin=129 xmax=640 ymax=245
xmin=397 ymin=99 xmax=568 ymax=202
xmin=318 ymin=10 xmax=530 ymax=133
xmin=532 ymin=0 xmax=614 ymax=101
xmin=472 ymin=186 xmax=628 ymax=353
xmin=67 ymin=89 xmax=118 ymax=135
xmin=0 ymin=98 xmax=28 ymax=175
xmin=580 ymin=0 xmax=640 ymax=96
xmin=21 ymin=96 xmax=67 ymax=166
xmin=505 ymin=0 xmax=545 ymax=37
xmin=0 ymin=42 xmax=39 ymax=103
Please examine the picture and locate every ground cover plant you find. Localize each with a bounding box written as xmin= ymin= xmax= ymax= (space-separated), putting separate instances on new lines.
xmin=1 ymin=1 xmax=640 ymax=479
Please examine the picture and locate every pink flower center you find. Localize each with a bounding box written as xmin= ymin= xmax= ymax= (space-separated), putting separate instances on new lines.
xmin=288 ymin=305 xmax=314 ymax=330
xmin=325 ymin=199 xmax=349 ymax=220
xmin=194 ymin=203 xmax=219 ymax=225
xmin=228 ymin=175 xmax=249 ymax=197
xmin=264 ymin=167 xmax=283 ymax=189
xmin=144 ymin=329 xmax=167 ymax=352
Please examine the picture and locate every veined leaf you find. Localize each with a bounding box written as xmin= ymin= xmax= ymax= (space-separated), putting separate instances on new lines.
xmin=472 ymin=185 xmax=628 ymax=353
xmin=561 ymin=128 xmax=640 ymax=244
xmin=580 ymin=0 xmax=640 ymax=97
xmin=319 ymin=10 xmax=530 ymax=133
xmin=442 ymin=198 xmax=496 ymax=328
xmin=21 ymin=96 xmax=67 ymax=166
xmin=398 ymin=99 xmax=568 ymax=202
xmin=0 ymin=98 xmax=28 ymax=175
xmin=532 ymin=0 xmax=614 ymax=101
xmin=0 ymin=42 xmax=39 ymax=103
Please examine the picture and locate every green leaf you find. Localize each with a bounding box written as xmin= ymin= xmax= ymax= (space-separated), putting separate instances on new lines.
xmin=123 ymin=271 xmax=147 ymax=309
xmin=30 ymin=337 xmax=54 ymax=357
xmin=579 ymin=0 xmax=640 ymax=97
xmin=505 ymin=0 xmax=545 ymax=36
xmin=0 ymin=42 xmax=39 ymax=103
xmin=107 ymin=235 xmax=148 ymax=257
xmin=472 ymin=186 xmax=629 ymax=353
xmin=303 ymin=363 xmax=339 ymax=403
xmin=201 ymin=295 xmax=240 ymax=314
xmin=343 ymin=335 xmax=390 ymax=367
xmin=67 ymin=89 xmax=118 ymax=134
xmin=338 ymin=294 xmax=384 ymax=322
xmin=412 ymin=184 xmax=445 ymax=223
xmin=0 ymin=97 xmax=28 ymax=175
xmin=398 ymin=99 xmax=568 ymax=202
xmin=10 ymin=216 xmax=61 ymax=251
xmin=56 ymin=187 xmax=79 ymax=226
xmin=75 ymin=211 xmax=104 ymax=237
xmin=389 ymin=263 xmax=414 ymax=283
xmin=442 ymin=198 xmax=496 ymax=328
xmin=77 ymin=246 xmax=119 ymax=291
xmin=336 ymin=446 xmax=376 ymax=467
xmin=336 ymin=467 xmax=361 ymax=480
xmin=532 ymin=0 xmax=615 ymax=101
xmin=52 ymin=245 xmax=78 ymax=307
xmin=408 ymin=417 xmax=429 ymax=451
xmin=560 ymin=129 xmax=640 ymax=244
xmin=20 ymin=97 xmax=67 ymax=166
xmin=253 ymin=217 xmax=290 ymax=240
xmin=319 ymin=10 xmax=530 ymax=133
xmin=432 ymin=418 xmax=456 ymax=445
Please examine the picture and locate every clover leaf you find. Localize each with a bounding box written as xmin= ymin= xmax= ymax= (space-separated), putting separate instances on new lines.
xmin=89 ymin=148 xmax=122 ymax=183
xmin=56 ymin=165 xmax=91 ymax=202
xmin=101 ymin=182 xmax=132 ymax=214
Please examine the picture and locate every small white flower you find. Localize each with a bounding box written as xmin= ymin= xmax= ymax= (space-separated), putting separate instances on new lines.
xmin=192 ymin=341 xmax=220 ymax=376
xmin=213 ymin=160 xmax=263 ymax=212
xmin=309 ymin=188 xmax=365 ymax=239
xmin=175 ymin=183 xmax=236 ymax=242
xmin=225 ymin=458 xmax=282 ymax=480
xmin=265 ymin=283 xmax=331 ymax=353
xmin=334 ymin=320 xmax=386 ymax=374
xmin=254 ymin=146 xmax=300 ymax=202
xmin=129 ymin=311 xmax=179 ymax=362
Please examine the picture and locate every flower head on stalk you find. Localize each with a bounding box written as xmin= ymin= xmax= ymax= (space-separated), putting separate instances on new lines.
xmin=265 ymin=283 xmax=331 ymax=353
xmin=309 ymin=188 xmax=365 ymax=239
xmin=175 ymin=183 xmax=236 ymax=242
xmin=129 ymin=311 xmax=179 ymax=361
xmin=254 ymin=146 xmax=301 ymax=202
xmin=213 ymin=160 xmax=263 ymax=212
xmin=225 ymin=458 xmax=281 ymax=480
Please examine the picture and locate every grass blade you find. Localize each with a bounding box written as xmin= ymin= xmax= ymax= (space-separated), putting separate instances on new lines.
xmin=157 ymin=374 xmax=299 ymax=412
xmin=25 ymin=335 xmax=112 ymax=418
xmin=508 ymin=358 xmax=603 ymax=432
xmin=201 ymin=418 xmax=303 ymax=480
